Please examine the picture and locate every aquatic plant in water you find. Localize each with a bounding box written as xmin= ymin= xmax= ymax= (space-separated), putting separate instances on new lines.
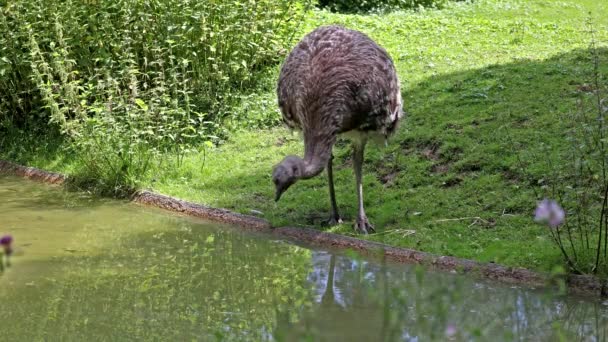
xmin=0 ymin=234 xmax=13 ymax=271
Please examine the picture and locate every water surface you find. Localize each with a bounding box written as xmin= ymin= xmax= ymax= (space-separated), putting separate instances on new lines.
xmin=0 ymin=175 xmax=606 ymax=341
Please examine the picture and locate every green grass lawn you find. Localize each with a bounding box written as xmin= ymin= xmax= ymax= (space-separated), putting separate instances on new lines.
xmin=4 ymin=0 xmax=608 ymax=273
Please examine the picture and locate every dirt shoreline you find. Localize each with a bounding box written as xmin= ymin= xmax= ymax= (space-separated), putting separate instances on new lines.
xmin=1 ymin=159 xmax=604 ymax=297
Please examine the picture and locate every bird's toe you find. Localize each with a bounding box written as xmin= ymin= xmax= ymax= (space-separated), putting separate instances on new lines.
xmin=324 ymin=215 xmax=343 ymax=227
xmin=354 ymin=216 xmax=375 ymax=234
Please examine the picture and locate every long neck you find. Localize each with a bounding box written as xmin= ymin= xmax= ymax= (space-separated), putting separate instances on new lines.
xmin=299 ymin=132 xmax=335 ymax=179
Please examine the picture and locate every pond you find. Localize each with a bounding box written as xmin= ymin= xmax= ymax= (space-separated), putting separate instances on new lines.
xmin=0 ymin=175 xmax=606 ymax=341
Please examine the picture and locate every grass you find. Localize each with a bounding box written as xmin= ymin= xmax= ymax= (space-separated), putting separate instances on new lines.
xmin=3 ymin=0 xmax=608 ymax=273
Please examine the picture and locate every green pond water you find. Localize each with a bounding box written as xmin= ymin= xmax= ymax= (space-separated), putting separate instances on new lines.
xmin=0 ymin=175 xmax=607 ymax=341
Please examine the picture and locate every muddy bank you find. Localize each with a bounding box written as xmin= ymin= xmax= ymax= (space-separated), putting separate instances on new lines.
xmin=133 ymin=190 xmax=271 ymax=232
xmin=1 ymin=159 xmax=604 ymax=297
xmin=0 ymin=160 xmax=65 ymax=184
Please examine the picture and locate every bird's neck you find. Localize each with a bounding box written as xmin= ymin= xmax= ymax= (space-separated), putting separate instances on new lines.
xmin=299 ymin=134 xmax=335 ymax=179
xmin=300 ymin=158 xmax=326 ymax=179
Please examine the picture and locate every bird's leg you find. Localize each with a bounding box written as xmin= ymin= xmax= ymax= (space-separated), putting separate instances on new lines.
xmin=353 ymin=139 xmax=375 ymax=234
xmin=325 ymin=153 xmax=343 ymax=226
xmin=320 ymin=255 xmax=336 ymax=305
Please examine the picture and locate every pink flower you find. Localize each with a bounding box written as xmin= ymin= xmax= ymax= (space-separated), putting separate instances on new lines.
xmin=535 ymin=199 xmax=565 ymax=228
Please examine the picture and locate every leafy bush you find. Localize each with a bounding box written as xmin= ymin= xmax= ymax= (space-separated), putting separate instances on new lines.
xmin=317 ymin=0 xmax=449 ymax=13
xmin=0 ymin=0 xmax=310 ymax=193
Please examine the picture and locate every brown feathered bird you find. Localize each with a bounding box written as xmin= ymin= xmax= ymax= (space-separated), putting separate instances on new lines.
xmin=272 ymin=25 xmax=403 ymax=234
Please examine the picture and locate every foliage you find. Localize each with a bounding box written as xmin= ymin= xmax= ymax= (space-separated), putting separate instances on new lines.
xmin=0 ymin=0 xmax=310 ymax=193
xmin=316 ymin=0 xmax=449 ymax=13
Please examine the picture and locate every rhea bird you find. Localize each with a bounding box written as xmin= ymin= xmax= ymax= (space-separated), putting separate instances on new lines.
xmin=272 ymin=25 xmax=403 ymax=234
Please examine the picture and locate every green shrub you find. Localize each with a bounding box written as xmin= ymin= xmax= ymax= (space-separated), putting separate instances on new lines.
xmin=0 ymin=0 xmax=310 ymax=193
xmin=317 ymin=0 xmax=449 ymax=13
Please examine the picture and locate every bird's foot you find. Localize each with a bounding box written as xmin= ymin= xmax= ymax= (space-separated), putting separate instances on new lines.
xmin=323 ymin=215 xmax=343 ymax=227
xmin=354 ymin=216 xmax=375 ymax=234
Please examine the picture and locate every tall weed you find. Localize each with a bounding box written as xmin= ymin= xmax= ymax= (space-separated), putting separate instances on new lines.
xmin=0 ymin=0 xmax=310 ymax=193
xmin=518 ymin=23 xmax=608 ymax=276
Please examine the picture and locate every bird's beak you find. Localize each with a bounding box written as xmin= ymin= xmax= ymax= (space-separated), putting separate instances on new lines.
xmin=275 ymin=188 xmax=283 ymax=202
xmin=274 ymin=179 xmax=294 ymax=202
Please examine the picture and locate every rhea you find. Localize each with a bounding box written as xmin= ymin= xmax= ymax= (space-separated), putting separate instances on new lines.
xmin=273 ymin=25 xmax=403 ymax=234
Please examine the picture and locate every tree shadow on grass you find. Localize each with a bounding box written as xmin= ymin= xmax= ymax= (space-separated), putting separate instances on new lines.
xmin=316 ymin=0 xmax=447 ymax=14
xmin=194 ymin=47 xmax=607 ymax=233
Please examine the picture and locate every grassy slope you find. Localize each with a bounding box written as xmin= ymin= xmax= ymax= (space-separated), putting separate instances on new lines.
xmin=5 ymin=0 xmax=608 ymax=272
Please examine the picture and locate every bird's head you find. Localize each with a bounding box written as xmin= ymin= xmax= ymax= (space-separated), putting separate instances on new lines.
xmin=272 ymin=156 xmax=303 ymax=202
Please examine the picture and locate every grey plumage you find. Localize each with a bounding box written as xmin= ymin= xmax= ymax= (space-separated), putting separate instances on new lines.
xmin=272 ymin=25 xmax=404 ymax=234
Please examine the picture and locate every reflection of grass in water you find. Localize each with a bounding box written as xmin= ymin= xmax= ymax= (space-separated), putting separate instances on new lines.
xmin=0 ymin=222 xmax=313 ymax=341
xmin=0 ymin=179 xmax=315 ymax=340
xmin=276 ymin=253 xmax=608 ymax=341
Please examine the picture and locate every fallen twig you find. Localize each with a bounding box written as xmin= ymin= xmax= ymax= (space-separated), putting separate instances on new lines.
xmin=374 ymin=229 xmax=416 ymax=237
xmin=435 ymin=217 xmax=493 ymax=228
